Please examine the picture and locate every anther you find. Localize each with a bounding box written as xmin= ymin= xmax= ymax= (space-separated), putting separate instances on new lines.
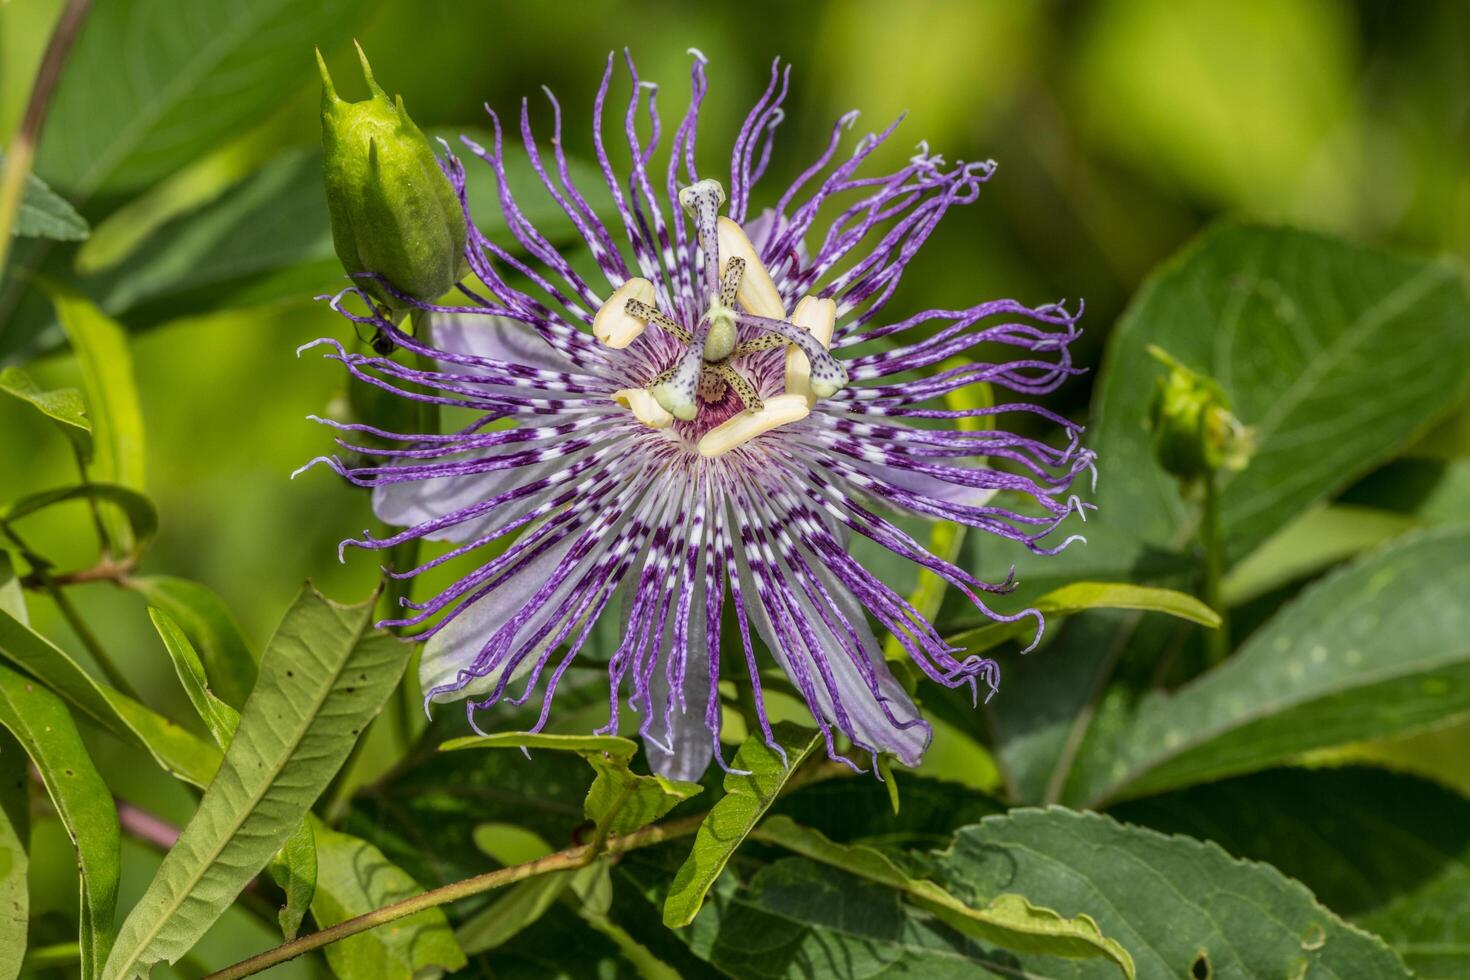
xmin=697 ymin=393 xmax=810 ymax=458
xmin=784 ymin=296 xmax=837 ymax=405
xmin=593 ymin=278 xmax=656 ymax=348
xmin=717 ymin=217 xmax=785 ymax=319
xmin=612 ymin=388 xmax=673 ymax=429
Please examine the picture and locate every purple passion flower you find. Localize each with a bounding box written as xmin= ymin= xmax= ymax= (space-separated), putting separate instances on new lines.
xmin=300 ymin=53 xmax=1091 ymax=778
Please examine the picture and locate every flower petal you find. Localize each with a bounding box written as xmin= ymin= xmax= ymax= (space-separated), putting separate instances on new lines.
xmin=432 ymin=312 xmax=580 ymax=375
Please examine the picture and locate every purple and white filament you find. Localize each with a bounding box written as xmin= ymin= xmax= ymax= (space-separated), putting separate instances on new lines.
xmin=299 ymin=52 xmax=1092 ymax=779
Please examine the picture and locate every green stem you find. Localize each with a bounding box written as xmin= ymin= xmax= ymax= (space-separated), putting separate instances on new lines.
xmin=1200 ymin=472 xmax=1229 ymax=664
xmin=0 ymin=0 xmax=92 ymax=274
xmin=204 ymin=813 xmax=706 ymax=980
xmin=71 ymin=442 xmax=114 ymax=559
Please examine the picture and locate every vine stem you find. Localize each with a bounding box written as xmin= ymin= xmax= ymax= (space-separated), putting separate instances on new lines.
xmin=0 ymin=0 xmax=92 ymax=274
xmin=203 ymin=812 xmax=706 ymax=980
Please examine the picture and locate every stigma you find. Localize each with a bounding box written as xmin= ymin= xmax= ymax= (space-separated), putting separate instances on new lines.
xmin=592 ymin=178 xmax=848 ymax=453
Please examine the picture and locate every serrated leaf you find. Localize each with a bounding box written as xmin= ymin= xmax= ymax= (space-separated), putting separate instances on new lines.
xmin=1116 ymin=767 xmax=1470 ymax=979
xmin=0 ymin=606 xmax=218 ymax=785
xmin=149 ymin=606 xmax=318 ymax=942
xmin=443 ymin=731 xmax=703 ymax=836
xmin=0 ymin=660 xmax=119 ymax=980
xmin=101 ymin=586 xmax=408 ymax=980
xmin=663 ymin=723 xmax=820 ymax=928
xmin=1091 ymin=224 xmax=1470 ymax=564
xmin=935 ymin=808 xmax=1408 ymax=978
xmin=1069 ymin=526 xmax=1470 ymax=807
xmin=0 ymin=366 xmax=91 ymax=461
xmin=4 ymin=153 xmax=89 ymax=242
xmin=755 ymin=815 xmax=1134 ymax=975
xmin=126 ymin=576 xmax=256 ymax=709
xmin=52 ymin=292 xmax=145 ymax=555
xmin=309 ymin=818 xmax=467 ymax=980
xmin=946 ymin=582 xmax=1219 ymax=655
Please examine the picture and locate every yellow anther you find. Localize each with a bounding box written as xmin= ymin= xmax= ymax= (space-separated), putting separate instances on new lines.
xmin=697 ymin=393 xmax=810 ymax=458
xmin=612 ymin=387 xmax=674 ymax=429
xmin=783 ymin=296 xmax=838 ymax=405
xmin=717 ymin=216 xmax=785 ymax=320
xmin=593 ymin=277 xmax=656 ymax=348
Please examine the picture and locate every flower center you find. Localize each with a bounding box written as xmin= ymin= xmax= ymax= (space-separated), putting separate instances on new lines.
xmin=592 ymin=178 xmax=848 ymax=457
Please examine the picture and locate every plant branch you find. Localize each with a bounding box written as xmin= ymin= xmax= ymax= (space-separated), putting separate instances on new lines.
xmin=0 ymin=0 xmax=92 ymax=274
xmin=1 ymin=522 xmax=140 ymax=699
xmin=204 ymin=813 xmax=707 ymax=980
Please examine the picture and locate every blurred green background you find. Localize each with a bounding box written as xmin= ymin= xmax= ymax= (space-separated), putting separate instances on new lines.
xmin=3 ymin=0 xmax=1470 ymax=972
xmin=3 ymin=0 xmax=1468 ymax=714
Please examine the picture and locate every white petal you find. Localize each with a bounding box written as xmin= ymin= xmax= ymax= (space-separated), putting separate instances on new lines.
xmin=734 ymin=522 xmax=929 ymax=766
xmin=432 ymin=313 xmax=578 ymax=374
xmin=421 ymin=530 xmax=582 ymax=703
xmin=643 ymin=568 xmax=716 ymax=782
xmin=372 ymin=449 xmax=578 ymax=543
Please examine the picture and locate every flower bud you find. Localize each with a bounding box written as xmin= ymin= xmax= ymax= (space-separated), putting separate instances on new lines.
xmin=1147 ymin=345 xmax=1254 ymax=486
xmin=318 ymin=43 xmax=467 ymax=311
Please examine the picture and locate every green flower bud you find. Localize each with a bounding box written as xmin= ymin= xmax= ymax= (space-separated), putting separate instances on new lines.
xmin=318 ymin=43 xmax=467 ymax=312
xmin=1146 ymin=345 xmax=1254 ymax=486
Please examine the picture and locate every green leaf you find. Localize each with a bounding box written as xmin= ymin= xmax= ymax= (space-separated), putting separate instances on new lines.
xmin=309 ymin=819 xmax=467 ymax=980
xmin=1 ymin=484 xmax=156 ymax=555
xmin=150 ymin=607 xmax=317 ymax=942
xmin=0 ymin=556 xmax=27 ymax=980
xmin=0 ymin=606 xmax=218 ymax=786
xmin=936 ymin=808 xmax=1408 ymax=978
xmin=266 ymin=820 xmax=317 ymax=943
xmin=945 ymin=582 xmax=1219 ymax=655
xmin=0 ymin=728 xmax=27 ymax=980
xmin=772 ymin=772 xmax=1004 ymax=850
xmin=442 ymin=732 xmax=703 ymax=836
xmin=149 ymin=608 xmax=238 ymax=744
xmin=455 ymin=870 xmax=576 ymax=956
xmin=5 ymin=154 xmax=89 ymax=241
xmin=1115 ymin=767 xmax=1470 ymax=979
xmin=0 ymin=662 xmax=119 ymax=980
xmin=101 ymin=586 xmax=408 ymax=980
xmin=755 ymin=815 xmax=1134 ymax=975
xmin=0 ymin=366 xmax=92 ymax=461
xmin=53 ymin=292 xmax=146 ymax=555
xmin=663 ymin=723 xmax=819 ymax=928
xmin=1221 ymin=503 xmax=1420 ymax=605
xmin=1068 ymin=526 xmax=1470 ymax=807
xmin=0 ymin=147 xmax=86 ymax=242
xmin=1091 ymin=224 xmax=1470 ymax=563
xmin=35 ymin=0 xmax=371 ymax=203
xmin=129 ymin=576 xmax=256 ymax=709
